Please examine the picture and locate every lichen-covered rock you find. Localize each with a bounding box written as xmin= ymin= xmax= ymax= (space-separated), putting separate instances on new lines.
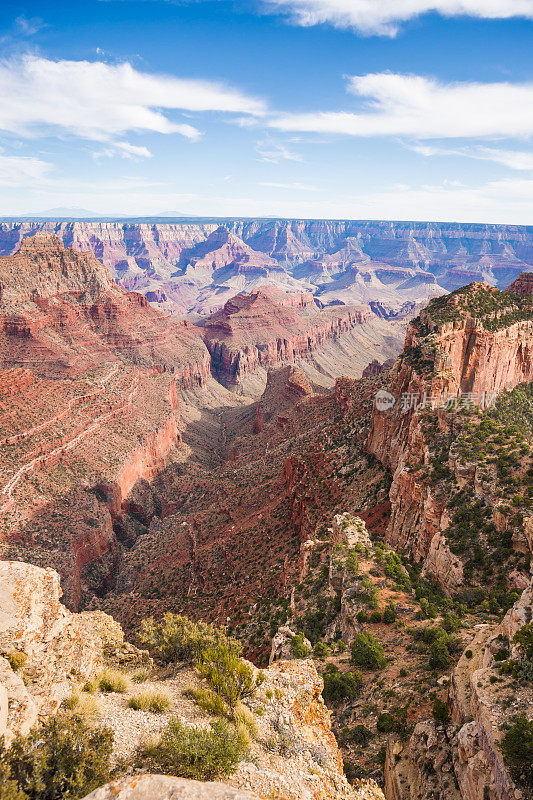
xmin=0 ymin=559 xmax=146 ymax=742
xmin=231 ymin=658 xmax=356 ymax=800
xmin=81 ymin=775 xmax=260 ymax=800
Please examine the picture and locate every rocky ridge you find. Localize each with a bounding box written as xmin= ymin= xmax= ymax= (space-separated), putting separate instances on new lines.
xmin=367 ymin=280 xmax=533 ymax=586
xmin=7 ymin=218 xmax=533 ymax=317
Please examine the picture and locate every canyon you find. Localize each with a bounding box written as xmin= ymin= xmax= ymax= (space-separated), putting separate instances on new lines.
xmin=1 ymin=218 xmax=532 ymax=320
xmin=0 ymin=231 xmax=531 ymax=800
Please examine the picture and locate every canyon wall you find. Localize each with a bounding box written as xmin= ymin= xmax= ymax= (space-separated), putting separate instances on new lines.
xmin=2 ymin=219 xmax=531 ymax=317
xmin=203 ymin=288 xmax=371 ymax=387
xmin=367 ymin=281 xmax=533 ymax=580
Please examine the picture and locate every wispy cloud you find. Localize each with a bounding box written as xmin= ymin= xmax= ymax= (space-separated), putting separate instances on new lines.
xmin=0 ymin=150 xmax=51 ymax=186
xmin=262 ymin=1 xmax=533 ymax=36
xmin=14 ymin=15 xmax=46 ymax=36
xmin=260 ymin=181 xmax=317 ymax=190
xmin=411 ymin=143 xmax=533 ymax=171
xmin=93 ymin=141 xmax=154 ymax=160
xmin=270 ymin=73 xmax=533 ymax=139
xmin=0 ymin=56 xmax=266 ymax=153
xmin=255 ymin=138 xmax=303 ymax=162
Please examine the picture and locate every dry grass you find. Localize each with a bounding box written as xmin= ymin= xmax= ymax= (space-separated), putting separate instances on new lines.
xmin=128 ymin=689 xmax=171 ymax=713
xmin=98 ymin=668 xmax=131 ymax=694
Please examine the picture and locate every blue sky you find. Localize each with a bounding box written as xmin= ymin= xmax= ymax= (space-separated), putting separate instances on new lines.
xmin=0 ymin=0 xmax=532 ymax=222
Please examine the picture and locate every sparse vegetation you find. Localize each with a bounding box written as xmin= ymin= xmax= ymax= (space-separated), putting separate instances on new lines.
xmin=5 ymin=650 xmax=27 ymax=673
xmin=0 ymin=714 xmax=113 ymax=800
xmin=137 ymin=717 xmax=248 ymax=781
xmin=197 ymin=641 xmax=264 ymax=709
xmin=128 ymin=689 xmax=171 ymax=713
xmin=98 ymin=668 xmax=130 ymax=694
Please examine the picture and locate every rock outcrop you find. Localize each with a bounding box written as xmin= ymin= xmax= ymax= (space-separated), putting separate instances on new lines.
xmin=506 ymin=271 xmax=533 ymax=296
xmin=203 ymin=287 xmax=369 ymax=387
xmin=385 ymin=583 xmax=532 ymax=800
xmin=367 ymin=281 xmax=533 ymax=583
xmin=202 ymin=287 xmax=404 ymax=392
xmin=0 ymin=559 xmax=144 ymax=744
xmin=82 ymin=776 xmax=260 ymax=800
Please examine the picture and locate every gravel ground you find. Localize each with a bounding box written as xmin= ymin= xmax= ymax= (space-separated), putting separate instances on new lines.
xmin=96 ymin=668 xmax=205 ymax=762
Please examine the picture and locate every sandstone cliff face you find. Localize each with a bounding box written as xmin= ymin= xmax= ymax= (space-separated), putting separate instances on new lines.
xmin=203 ymin=287 xmax=371 ymax=388
xmin=366 ymin=283 xmax=533 ymax=585
xmin=0 ymin=560 xmax=143 ymax=744
xmin=0 ymin=235 xmax=213 ymax=609
xmin=0 ymin=232 xmax=210 ymax=383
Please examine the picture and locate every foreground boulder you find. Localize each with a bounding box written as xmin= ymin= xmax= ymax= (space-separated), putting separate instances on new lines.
xmin=82 ymin=775 xmax=260 ymax=800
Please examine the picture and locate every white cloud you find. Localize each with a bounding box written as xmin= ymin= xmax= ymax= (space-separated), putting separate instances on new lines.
xmin=261 ymin=181 xmax=318 ymax=190
xmin=255 ymin=138 xmax=303 ymax=162
xmin=15 ymin=15 xmax=46 ymax=36
xmin=94 ymin=141 xmax=154 ymax=160
xmin=270 ymin=73 xmax=533 ymax=139
xmin=0 ymin=151 xmax=51 ymax=186
xmin=0 ymin=55 xmax=265 ymax=151
xmin=264 ymin=1 xmax=533 ymax=36
xmin=411 ymin=143 xmax=533 ymax=170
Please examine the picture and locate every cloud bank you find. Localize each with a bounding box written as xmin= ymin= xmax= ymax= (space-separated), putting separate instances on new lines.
xmin=270 ymin=73 xmax=533 ymax=139
xmin=0 ymin=56 xmax=266 ymax=153
xmin=264 ymin=0 xmax=533 ymax=36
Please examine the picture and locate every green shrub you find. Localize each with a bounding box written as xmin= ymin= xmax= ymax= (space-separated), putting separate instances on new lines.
xmin=514 ymin=623 xmax=533 ymax=661
xmin=376 ymin=712 xmax=395 ymax=733
xmin=128 ymin=690 xmax=171 ymax=713
xmin=501 ymin=717 xmax=533 ymax=789
xmin=98 ymin=668 xmax=130 ymax=694
xmin=432 ymin=699 xmax=450 ymax=725
xmin=494 ymin=648 xmax=509 ymax=662
xmin=350 ymin=632 xmax=386 ymax=670
xmin=382 ymin=604 xmax=397 ymax=624
xmin=290 ymin=633 xmax=311 ymax=658
xmin=0 ymin=714 xmax=112 ymax=800
xmin=348 ymin=724 xmax=373 ymax=746
xmin=370 ymin=611 xmax=382 ymax=624
xmin=198 ymin=642 xmax=264 ymax=709
xmin=429 ymin=638 xmax=451 ymax=671
xmin=139 ymin=613 xmax=240 ymax=665
xmin=132 ymin=669 xmax=150 ymax=683
xmin=313 ymin=641 xmax=330 ymax=659
xmin=183 ymin=687 xmax=229 ymax=717
xmin=138 ymin=717 xmax=247 ymax=781
xmin=356 ymin=610 xmax=368 ymax=623
xmin=322 ymin=667 xmax=363 ymax=703
xmin=5 ymin=651 xmax=27 ymax=673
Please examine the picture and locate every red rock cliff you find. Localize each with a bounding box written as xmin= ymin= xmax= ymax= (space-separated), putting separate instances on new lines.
xmin=366 ymin=281 xmax=533 ymax=587
xmin=203 ymin=287 xmax=369 ymax=386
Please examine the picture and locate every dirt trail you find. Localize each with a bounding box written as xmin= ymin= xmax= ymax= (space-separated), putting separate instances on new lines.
xmin=0 ymin=367 xmax=139 ymax=512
